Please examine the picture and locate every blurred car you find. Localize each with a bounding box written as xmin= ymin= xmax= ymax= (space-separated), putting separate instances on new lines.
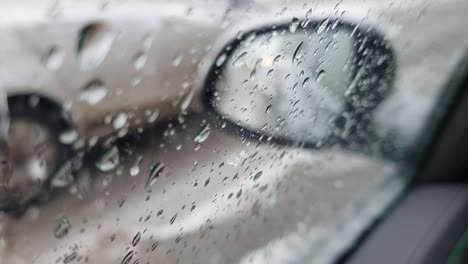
xmin=0 ymin=0 xmax=394 ymax=210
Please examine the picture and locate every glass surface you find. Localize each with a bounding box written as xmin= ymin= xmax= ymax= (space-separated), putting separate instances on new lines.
xmin=0 ymin=0 xmax=466 ymax=264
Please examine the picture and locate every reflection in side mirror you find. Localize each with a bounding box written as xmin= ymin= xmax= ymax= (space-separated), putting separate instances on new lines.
xmin=206 ymin=19 xmax=396 ymax=148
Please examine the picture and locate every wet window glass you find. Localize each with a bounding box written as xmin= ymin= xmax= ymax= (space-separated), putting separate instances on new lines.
xmin=0 ymin=0 xmax=467 ymax=263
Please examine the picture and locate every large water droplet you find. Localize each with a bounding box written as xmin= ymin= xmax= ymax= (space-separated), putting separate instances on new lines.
xmin=146 ymin=162 xmax=164 ymax=189
xmin=59 ymin=129 xmax=79 ymax=144
xmin=142 ymin=34 xmax=153 ymax=51
xmin=132 ymin=232 xmax=141 ymax=247
xmin=302 ymin=77 xmax=310 ymax=88
xmin=194 ymin=125 xmax=210 ymax=143
xmin=146 ymin=109 xmax=160 ymax=123
xmin=316 ymin=70 xmax=326 ymax=82
xmin=317 ymin=18 xmax=330 ymax=34
xmin=96 ymin=146 xmax=120 ymax=172
xmin=180 ymin=88 xmax=194 ymax=113
xmin=133 ymin=51 xmax=147 ymax=70
xmin=42 ymin=46 xmax=64 ymax=71
xmin=289 ymin=17 xmax=300 ymax=33
xmin=253 ymin=171 xmax=263 ymax=181
xmin=51 ymin=161 xmax=74 ymax=188
xmin=292 ymin=41 xmax=304 ymax=63
xmin=216 ymin=53 xmax=227 ymax=67
xmin=112 ymin=112 xmax=128 ymax=130
xmin=130 ymin=155 xmax=143 ymax=177
xmin=77 ymin=22 xmax=114 ymax=71
xmin=170 ymin=213 xmax=178 ymax=225
xmin=54 ymin=215 xmax=72 ymax=239
xmin=172 ymin=54 xmax=184 ymax=67
xmin=232 ymin=52 xmax=247 ymax=67
xmin=121 ymin=251 xmax=134 ymax=264
xmin=80 ymin=79 xmax=108 ymax=105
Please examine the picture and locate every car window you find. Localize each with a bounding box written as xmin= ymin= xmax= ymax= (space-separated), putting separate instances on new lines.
xmin=0 ymin=0 xmax=467 ymax=264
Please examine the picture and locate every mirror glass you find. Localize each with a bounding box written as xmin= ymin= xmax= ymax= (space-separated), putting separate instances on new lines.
xmin=208 ymin=19 xmax=395 ymax=145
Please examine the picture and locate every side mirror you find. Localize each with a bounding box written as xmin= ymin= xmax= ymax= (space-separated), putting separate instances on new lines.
xmin=205 ymin=18 xmax=396 ymax=150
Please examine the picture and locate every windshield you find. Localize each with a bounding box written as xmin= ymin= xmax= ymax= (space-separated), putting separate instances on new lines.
xmin=0 ymin=0 xmax=467 ymax=264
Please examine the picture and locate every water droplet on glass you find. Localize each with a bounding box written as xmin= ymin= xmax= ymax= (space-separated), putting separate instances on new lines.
xmin=316 ymin=70 xmax=326 ymax=82
xmin=232 ymin=52 xmax=247 ymax=67
xmin=253 ymin=171 xmax=263 ymax=181
xmin=133 ymin=51 xmax=147 ymax=70
xmin=132 ymin=232 xmax=141 ymax=247
xmin=204 ymin=178 xmax=210 ymax=187
xmin=267 ymin=69 xmax=274 ymax=78
xmin=130 ymin=155 xmax=143 ymax=177
xmin=96 ymin=146 xmax=120 ymax=172
xmin=59 ymin=130 xmax=79 ymax=144
xmin=121 ymin=251 xmax=134 ymax=264
xmin=77 ymin=22 xmax=114 ymax=71
xmin=54 ymin=215 xmax=72 ymax=239
xmin=130 ymin=77 xmax=141 ymax=87
xmin=170 ymin=213 xmax=178 ymax=225
xmin=266 ymin=105 xmax=272 ymax=114
xmin=51 ymin=161 xmax=74 ymax=188
xmin=172 ymin=54 xmax=183 ymax=67
xmin=146 ymin=162 xmax=165 ymax=189
xmin=289 ymin=17 xmax=300 ymax=33
xmin=216 ymin=53 xmax=227 ymax=67
xmin=302 ymin=77 xmax=310 ymax=88
xmin=180 ymin=88 xmax=194 ymax=113
xmin=112 ymin=112 xmax=128 ymax=130
xmin=292 ymin=41 xmax=304 ymax=63
xmin=317 ymin=18 xmax=330 ymax=34
xmin=142 ymin=34 xmax=153 ymax=51
xmin=80 ymin=79 xmax=108 ymax=105
xmin=42 ymin=46 xmax=64 ymax=71
xmin=250 ymin=69 xmax=257 ymax=81
xmin=146 ymin=109 xmax=160 ymax=123
xmin=194 ymin=125 xmax=210 ymax=143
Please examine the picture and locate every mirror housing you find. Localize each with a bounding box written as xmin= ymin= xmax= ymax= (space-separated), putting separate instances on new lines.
xmin=205 ymin=18 xmax=396 ymax=151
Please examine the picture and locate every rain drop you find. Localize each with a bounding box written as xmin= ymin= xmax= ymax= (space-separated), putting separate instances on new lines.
xmin=266 ymin=105 xmax=272 ymax=114
xmin=132 ymin=232 xmax=141 ymax=247
xmin=180 ymin=88 xmax=194 ymax=113
xmin=121 ymin=251 xmax=134 ymax=264
xmin=302 ymin=77 xmax=310 ymax=88
xmin=59 ymin=130 xmax=79 ymax=144
xmin=317 ymin=18 xmax=330 ymax=34
xmin=216 ymin=53 xmax=227 ymax=67
xmin=170 ymin=213 xmax=178 ymax=225
xmin=130 ymin=155 xmax=143 ymax=176
xmin=316 ymin=70 xmax=326 ymax=82
xmin=77 ymin=22 xmax=114 ymax=71
xmin=292 ymin=41 xmax=304 ymax=63
xmin=112 ymin=112 xmax=128 ymax=130
xmin=142 ymin=34 xmax=153 ymax=51
xmin=80 ymin=79 xmax=108 ymax=105
xmin=54 ymin=215 xmax=72 ymax=239
xmin=172 ymin=54 xmax=184 ymax=67
xmin=96 ymin=146 xmax=120 ymax=172
xmin=146 ymin=162 xmax=165 ymax=189
xmin=42 ymin=46 xmax=64 ymax=71
xmin=232 ymin=52 xmax=247 ymax=67
xmin=253 ymin=171 xmax=263 ymax=181
xmin=133 ymin=51 xmax=147 ymax=70
xmin=51 ymin=161 xmax=74 ymax=188
xmin=289 ymin=17 xmax=300 ymax=33
xmin=194 ymin=125 xmax=210 ymax=143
